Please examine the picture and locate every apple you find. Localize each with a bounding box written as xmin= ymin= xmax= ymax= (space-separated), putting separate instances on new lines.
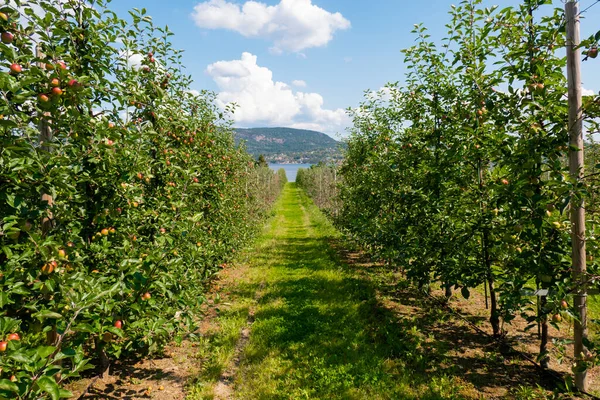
xmin=132 ymin=201 xmax=139 ymax=208
xmin=588 ymin=46 xmax=598 ymax=59
xmin=50 ymin=78 xmax=60 ymax=87
xmin=0 ymin=12 xmax=8 ymax=22
xmin=159 ymin=228 xmax=166 ymax=234
xmin=58 ymin=249 xmax=66 ymax=258
xmin=141 ymin=292 xmax=151 ymax=301
xmin=193 ymin=177 xmax=199 ymax=183
xmin=9 ymin=63 xmax=22 ymax=74
xmin=561 ymin=300 xmax=568 ymax=309
xmin=137 ymin=173 xmax=143 ymax=180
xmin=552 ymin=314 xmax=562 ymax=323
xmin=7 ymin=333 xmax=20 ymax=341
xmin=51 ymin=87 xmax=63 ymax=96
xmin=101 ymin=228 xmax=109 ymax=236
xmin=0 ymin=341 xmax=7 ymax=352
xmin=67 ymin=79 xmax=82 ymax=90
xmin=38 ymin=94 xmax=50 ymax=103
xmin=1 ymin=31 xmax=14 ymax=44
xmin=501 ymin=178 xmax=509 ymax=185
xmin=42 ymin=262 xmax=56 ymax=274
xmin=109 ymin=227 xmax=116 ymax=234
xmin=10 ymin=375 xmax=17 ymax=383
xmin=108 ymin=122 xmax=115 ymax=129
xmin=57 ymin=61 xmax=67 ymax=70
xmin=114 ymin=320 xmax=123 ymax=329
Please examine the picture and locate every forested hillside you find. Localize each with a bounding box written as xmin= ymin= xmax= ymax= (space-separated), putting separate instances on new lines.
xmin=234 ymin=127 xmax=344 ymax=163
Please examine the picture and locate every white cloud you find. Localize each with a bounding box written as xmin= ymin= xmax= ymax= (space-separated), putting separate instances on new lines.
xmin=191 ymin=0 xmax=350 ymax=53
xmin=206 ymin=52 xmax=350 ymax=135
xmin=292 ymin=80 xmax=306 ymax=88
xmin=583 ymin=88 xmax=597 ymax=97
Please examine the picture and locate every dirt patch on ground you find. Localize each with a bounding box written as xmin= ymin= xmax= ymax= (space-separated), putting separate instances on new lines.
xmin=332 ymin=240 xmax=600 ymax=399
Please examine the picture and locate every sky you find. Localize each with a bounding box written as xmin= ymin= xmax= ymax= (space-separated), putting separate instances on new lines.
xmin=108 ymin=0 xmax=600 ymax=139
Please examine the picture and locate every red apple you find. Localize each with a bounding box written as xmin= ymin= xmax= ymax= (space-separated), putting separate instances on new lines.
xmin=9 ymin=375 xmax=17 ymax=383
xmin=141 ymin=292 xmax=151 ymax=301
xmin=501 ymin=179 xmax=509 ymax=185
xmin=41 ymin=262 xmax=55 ymax=274
xmin=57 ymin=61 xmax=67 ymax=70
xmin=552 ymin=314 xmax=562 ymax=323
xmin=0 ymin=341 xmax=7 ymax=352
xmin=114 ymin=320 xmax=123 ymax=329
xmin=38 ymin=94 xmax=50 ymax=103
xmin=1 ymin=31 xmax=14 ymax=44
xmin=51 ymin=87 xmax=63 ymax=96
xmin=50 ymin=78 xmax=60 ymax=87
xmin=9 ymin=63 xmax=21 ymax=74
xmin=159 ymin=228 xmax=166 ymax=234
xmin=7 ymin=333 xmax=20 ymax=341
xmin=589 ymin=46 xmax=598 ymax=59
xmin=101 ymin=228 xmax=109 ymax=236
xmin=560 ymin=300 xmax=568 ymax=309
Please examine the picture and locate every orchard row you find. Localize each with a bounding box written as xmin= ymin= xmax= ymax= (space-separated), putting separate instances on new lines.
xmin=299 ymin=0 xmax=600 ymax=384
xmin=0 ymin=1 xmax=285 ymax=398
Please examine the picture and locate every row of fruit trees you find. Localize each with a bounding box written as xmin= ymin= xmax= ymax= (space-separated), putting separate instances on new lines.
xmin=298 ymin=0 xmax=600 ymax=392
xmin=0 ymin=1 xmax=286 ymax=398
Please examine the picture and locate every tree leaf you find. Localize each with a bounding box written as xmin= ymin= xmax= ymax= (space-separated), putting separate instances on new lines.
xmin=37 ymin=375 xmax=60 ymax=400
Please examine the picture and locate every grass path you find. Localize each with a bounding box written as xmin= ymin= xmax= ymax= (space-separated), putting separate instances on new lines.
xmin=189 ymin=183 xmax=472 ymax=399
xmin=187 ymin=183 xmax=564 ymax=400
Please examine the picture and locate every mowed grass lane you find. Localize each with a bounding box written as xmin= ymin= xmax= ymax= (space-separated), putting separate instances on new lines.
xmin=227 ymin=183 xmax=468 ymax=399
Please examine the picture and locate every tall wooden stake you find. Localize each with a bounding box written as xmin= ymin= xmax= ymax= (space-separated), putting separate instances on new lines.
xmin=37 ymin=47 xmax=54 ymax=234
xmin=566 ymin=1 xmax=587 ymax=391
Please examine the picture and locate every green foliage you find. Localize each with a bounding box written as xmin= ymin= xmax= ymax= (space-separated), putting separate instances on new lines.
xmin=296 ymin=164 xmax=340 ymax=217
xmin=304 ymin=0 xmax=600 ymax=375
xmin=0 ymin=1 xmax=283 ymax=398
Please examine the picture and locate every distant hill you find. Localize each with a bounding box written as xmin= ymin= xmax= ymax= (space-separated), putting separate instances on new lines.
xmin=234 ymin=127 xmax=344 ymax=164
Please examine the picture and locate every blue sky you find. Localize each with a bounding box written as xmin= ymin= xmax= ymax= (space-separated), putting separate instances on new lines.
xmin=110 ymin=0 xmax=600 ymax=138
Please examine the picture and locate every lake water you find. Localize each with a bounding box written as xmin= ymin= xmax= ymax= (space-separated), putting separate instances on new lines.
xmin=269 ymin=163 xmax=312 ymax=182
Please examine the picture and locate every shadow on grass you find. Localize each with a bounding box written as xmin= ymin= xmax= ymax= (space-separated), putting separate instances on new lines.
xmin=238 ymin=230 xmax=563 ymax=399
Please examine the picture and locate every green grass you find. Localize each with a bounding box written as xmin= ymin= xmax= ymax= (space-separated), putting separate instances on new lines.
xmin=211 ymin=183 xmax=475 ymax=399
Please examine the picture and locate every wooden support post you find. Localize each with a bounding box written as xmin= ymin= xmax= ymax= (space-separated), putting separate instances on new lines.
xmin=37 ymin=47 xmax=54 ymax=235
xmin=565 ymin=1 xmax=588 ymax=392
